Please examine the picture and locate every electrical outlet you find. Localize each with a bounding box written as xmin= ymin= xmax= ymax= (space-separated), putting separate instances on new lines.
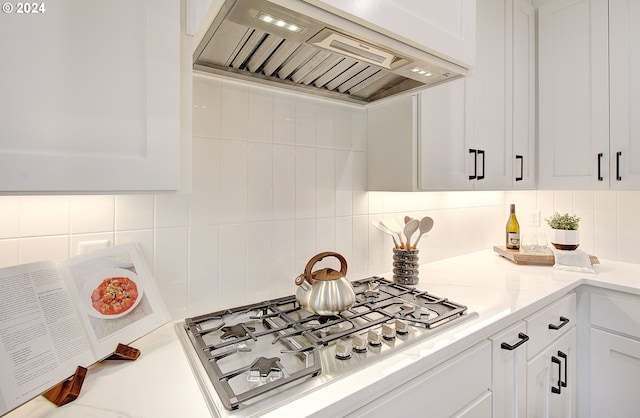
xmin=78 ymin=239 xmax=111 ymax=254
xmin=527 ymin=210 xmax=540 ymax=227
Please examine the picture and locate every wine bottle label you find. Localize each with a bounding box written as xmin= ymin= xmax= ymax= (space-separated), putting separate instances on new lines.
xmin=507 ymin=232 xmax=520 ymax=247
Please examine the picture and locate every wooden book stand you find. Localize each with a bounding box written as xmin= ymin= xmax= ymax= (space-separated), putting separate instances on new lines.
xmin=43 ymin=343 xmax=139 ymax=407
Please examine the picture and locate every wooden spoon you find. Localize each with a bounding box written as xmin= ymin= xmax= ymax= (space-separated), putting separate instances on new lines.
xmin=403 ymin=219 xmax=419 ymax=250
xmin=411 ymin=217 xmax=434 ymax=249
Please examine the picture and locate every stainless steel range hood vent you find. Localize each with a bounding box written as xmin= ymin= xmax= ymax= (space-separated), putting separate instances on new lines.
xmin=193 ymin=0 xmax=470 ymax=104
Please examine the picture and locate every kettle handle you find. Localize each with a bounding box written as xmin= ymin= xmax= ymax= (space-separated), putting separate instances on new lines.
xmin=302 ymin=252 xmax=348 ymax=285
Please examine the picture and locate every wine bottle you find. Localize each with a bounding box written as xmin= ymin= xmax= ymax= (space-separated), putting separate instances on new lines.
xmin=506 ymin=204 xmax=520 ymax=250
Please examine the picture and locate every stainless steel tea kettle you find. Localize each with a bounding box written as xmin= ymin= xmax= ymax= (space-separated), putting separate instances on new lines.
xmin=294 ymin=252 xmax=356 ymax=316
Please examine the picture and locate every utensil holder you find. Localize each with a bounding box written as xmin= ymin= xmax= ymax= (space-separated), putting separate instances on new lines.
xmin=392 ymin=248 xmax=419 ymax=285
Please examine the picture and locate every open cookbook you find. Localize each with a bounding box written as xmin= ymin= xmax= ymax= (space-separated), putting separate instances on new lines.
xmin=0 ymin=243 xmax=169 ymax=416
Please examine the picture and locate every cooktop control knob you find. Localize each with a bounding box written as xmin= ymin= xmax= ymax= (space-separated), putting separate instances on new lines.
xmin=395 ymin=319 xmax=410 ymax=335
xmin=382 ymin=323 xmax=396 ymax=340
xmin=368 ymin=329 xmax=382 ymax=346
xmin=352 ymin=334 xmax=368 ymax=353
xmin=335 ymin=339 xmax=351 ymax=360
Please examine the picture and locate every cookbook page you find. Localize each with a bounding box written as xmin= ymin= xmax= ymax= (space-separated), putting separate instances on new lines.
xmin=63 ymin=243 xmax=169 ymax=360
xmin=0 ymin=262 xmax=95 ymax=416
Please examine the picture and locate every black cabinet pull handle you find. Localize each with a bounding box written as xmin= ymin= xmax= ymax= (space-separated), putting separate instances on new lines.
xmin=477 ymin=149 xmax=485 ymax=180
xmin=597 ymin=153 xmax=603 ymax=181
xmin=548 ymin=316 xmax=570 ymax=330
xmin=469 ymin=149 xmax=477 ymax=180
xmin=515 ymin=155 xmax=523 ymax=181
xmin=616 ymin=151 xmax=622 ymax=181
xmin=500 ymin=332 xmax=529 ymax=351
xmin=551 ymin=355 xmax=562 ymax=394
xmin=558 ymin=351 xmax=568 ymax=388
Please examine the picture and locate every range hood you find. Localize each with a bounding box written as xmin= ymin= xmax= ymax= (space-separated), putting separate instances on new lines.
xmin=193 ymin=0 xmax=470 ymax=104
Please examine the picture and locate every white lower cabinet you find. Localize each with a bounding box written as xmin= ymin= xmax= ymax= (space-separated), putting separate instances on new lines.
xmin=526 ymin=328 xmax=577 ymax=418
xmin=524 ymin=293 xmax=577 ymax=418
xmin=347 ymin=341 xmax=491 ymax=417
xmin=590 ymin=329 xmax=640 ymax=417
xmin=586 ymin=288 xmax=640 ymax=417
xmin=490 ymin=321 xmax=528 ymax=417
xmin=490 ymin=293 xmax=577 ymax=418
xmin=456 ymin=391 xmax=492 ymax=418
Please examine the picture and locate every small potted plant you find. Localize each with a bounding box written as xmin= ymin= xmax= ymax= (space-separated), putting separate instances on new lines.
xmin=546 ymin=212 xmax=581 ymax=250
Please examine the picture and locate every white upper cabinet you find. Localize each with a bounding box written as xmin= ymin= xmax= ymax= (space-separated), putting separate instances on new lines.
xmin=367 ymin=81 xmax=474 ymax=191
xmin=368 ymin=94 xmax=421 ymax=192
xmin=368 ymin=0 xmax=534 ymax=191
xmin=419 ymin=80 xmax=472 ymax=190
xmin=511 ymin=0 xmax=536 ymax=189
xmin=538 ymin=0 xmax=609 ymax=189
xmin=609 ymin=0 xmax=640 ymax=188
xmin=538 ymin=0 xmax=640 ymax=189
xmin=464 ymin=0 xmax=512 ymax=190
xmin=0 ymin=0 xmax=182 ymax=192
xmin=301 ymin=0 xmax=477 ymax=68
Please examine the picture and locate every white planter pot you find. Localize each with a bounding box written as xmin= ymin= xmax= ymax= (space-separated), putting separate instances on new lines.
xmin=551 ymin=229 xmax=580 ymax=250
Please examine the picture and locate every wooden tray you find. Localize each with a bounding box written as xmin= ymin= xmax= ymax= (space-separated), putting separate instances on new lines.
xmin=493 ymin=246 xmax=599 ymax=266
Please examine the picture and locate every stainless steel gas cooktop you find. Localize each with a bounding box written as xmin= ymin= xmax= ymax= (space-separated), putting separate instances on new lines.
xmin=177 ymin=276 xmax=477 ymax=415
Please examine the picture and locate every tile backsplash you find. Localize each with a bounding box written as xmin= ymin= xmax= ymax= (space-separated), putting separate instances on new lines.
xmin=1 ymin=74 xmax=639 ymax=319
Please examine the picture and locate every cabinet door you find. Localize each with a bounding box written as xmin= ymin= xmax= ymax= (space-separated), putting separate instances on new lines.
xmin=490 ymin=321 xmax=528 ymax=418
xmin=455 ymin=391 xmax=492 ymax=418
xmin=537 ymin=0 xmax=609 ymax=189
xmin=418 ymin=79 xmax=472 ymax=190
xmin=511 ymin=0 xmax=536 ymax=189
xmin=466 ymin=0 xmax=512 ymax=190
xmin=301 ymin=0 xmax=476 ymax=68
xmin=609 ymin=0 xmax=640 ymax=189
xmin=368 ymin=95 xmax=418 ymax=191
xmin=347 ymin=341 xmax=491 ymax=417
xmin=590 ymin=328 xmax=640 ymax=417
xmin=525 ymin=292 xmax=576 ymax=361
xmin=526 ymin=328 xmax=577 ymax=418
xmin=0 ymin=0 xmax=181 ymax=191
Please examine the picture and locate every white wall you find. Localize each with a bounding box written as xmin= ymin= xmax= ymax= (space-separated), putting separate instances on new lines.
xmin=1 ymin=74 xmax=638 ymax=320
xmin=505 ymin=190 xmax=640 ymax=263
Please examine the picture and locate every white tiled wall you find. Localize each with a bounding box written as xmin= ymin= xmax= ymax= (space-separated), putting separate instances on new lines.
xmin=505 ymin=190 xmax=640 ymax=264
xmin=2 ymin=74 xmax=639 ymax=319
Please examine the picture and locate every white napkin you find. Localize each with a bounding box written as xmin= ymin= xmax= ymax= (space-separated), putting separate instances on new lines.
xmin=552 ymin=248 xmax=596 ymax=274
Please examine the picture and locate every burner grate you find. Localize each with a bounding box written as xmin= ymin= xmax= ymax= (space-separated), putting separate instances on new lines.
xmin=182 ymin=277 xmax=472 ymax=411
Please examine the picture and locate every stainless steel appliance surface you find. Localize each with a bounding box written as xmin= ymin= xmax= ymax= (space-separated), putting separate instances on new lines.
xmin=177 ymin=276 xmax=477 ymax=415
xmin=194 ymin=0 xmax=469 ymax=104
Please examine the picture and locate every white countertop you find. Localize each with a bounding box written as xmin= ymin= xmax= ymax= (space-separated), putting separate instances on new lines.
xmin=6 ymin=250 xmax=640 ymax=418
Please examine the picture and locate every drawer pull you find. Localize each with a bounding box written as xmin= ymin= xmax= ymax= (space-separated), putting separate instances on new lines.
xmin=500 ymin=332 xmax=529 ymax=351
xmin=548 ymin=316 xmax=570 ymax=330
xmin=551 ymin=355 xmax=562 ymax=394
xmin=558 ymin=351 xmax=568 ymax=388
